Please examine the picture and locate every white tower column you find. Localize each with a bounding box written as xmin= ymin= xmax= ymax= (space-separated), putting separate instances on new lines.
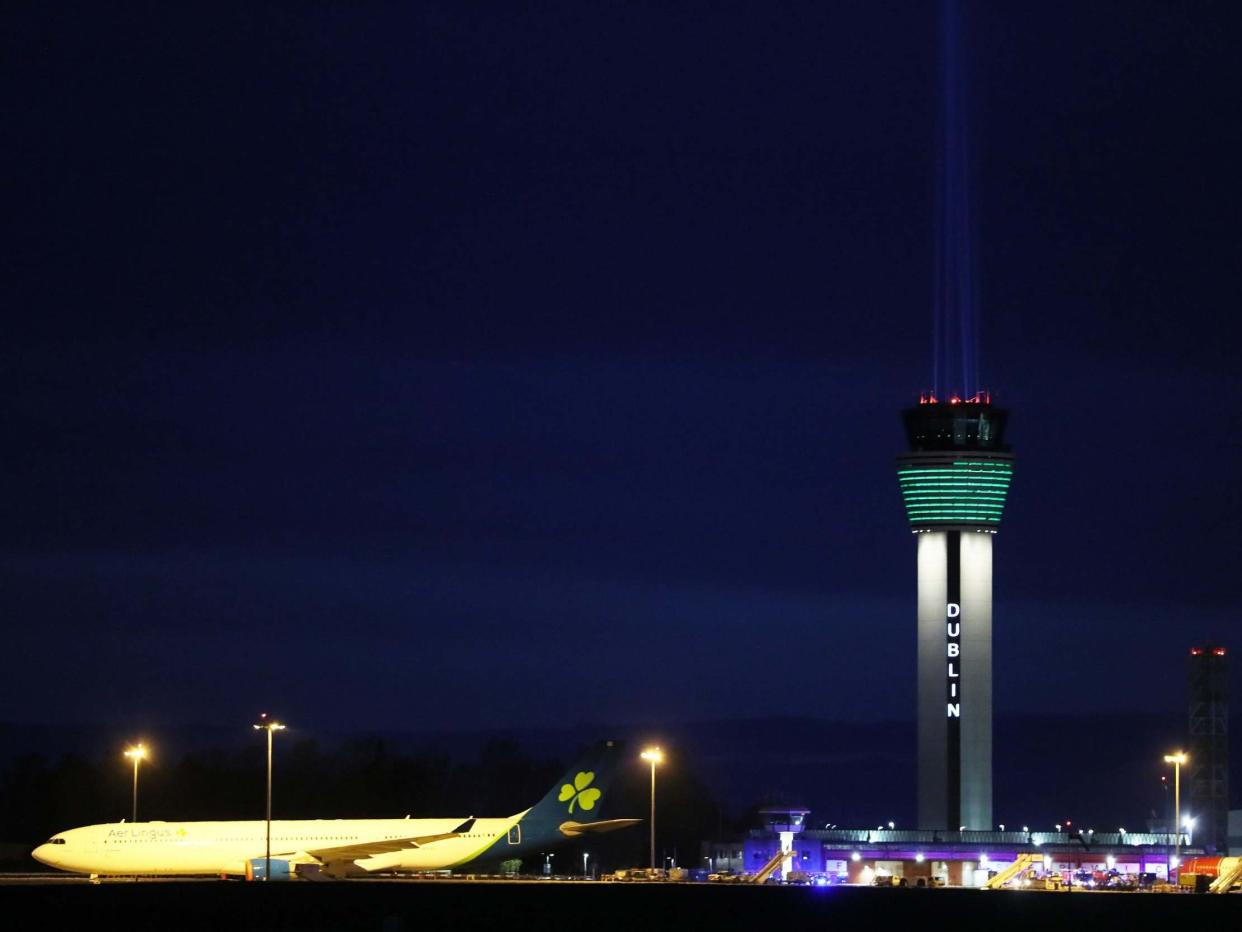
xmin=916 ymin=530 xmax=992 ymax=830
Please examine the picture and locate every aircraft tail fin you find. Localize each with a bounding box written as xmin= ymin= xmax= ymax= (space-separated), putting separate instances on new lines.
xmin=524 ymin=739 xmax=627 ymax=827
xmin=467 ymin=740 xmax=636 ymax=863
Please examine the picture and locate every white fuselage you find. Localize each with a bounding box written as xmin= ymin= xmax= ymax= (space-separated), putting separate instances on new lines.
xmin=32 ymin=816 xmax=521 ymax=876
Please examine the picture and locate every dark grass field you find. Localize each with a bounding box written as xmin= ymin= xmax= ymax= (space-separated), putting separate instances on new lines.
xmin=1 ymin=880 xmax=1236 ymax=932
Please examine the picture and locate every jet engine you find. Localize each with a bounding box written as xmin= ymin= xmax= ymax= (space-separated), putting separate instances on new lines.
xmin=246 ymin=858 xmax=295 ymax=881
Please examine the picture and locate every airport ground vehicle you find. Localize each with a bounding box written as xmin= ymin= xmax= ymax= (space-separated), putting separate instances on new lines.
xmin=609 ymin=868 xmax=666 ymax=882
xmin=873 ymin=874 xmax=907 ymax=887
xmin=1178 ymin=857 xmax=1242 ymax=893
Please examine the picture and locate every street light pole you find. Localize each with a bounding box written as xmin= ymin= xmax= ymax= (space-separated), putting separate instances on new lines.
xmin=254 ymin=715 xmax=286 ymax=881
xmin=1164 ymin=751 xmax=1187 ymax=871
xmin=123 ymin=745 xmax=147 ymax=823
xmin=640 ymin=747 xmax=663 ymax=871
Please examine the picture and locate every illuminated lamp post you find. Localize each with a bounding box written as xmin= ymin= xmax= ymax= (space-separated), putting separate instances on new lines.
xmin=640 ymin=747 xmax=664 ymax=870
xmin=123 ymin=744 xmax=147 ymax=823
xmin=1163 ymin=752 xmax=1187 ymax=870
xmin=254 ymin=714 xmax=286 ymax=881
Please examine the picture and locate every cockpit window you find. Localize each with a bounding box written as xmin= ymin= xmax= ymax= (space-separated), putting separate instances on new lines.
xmin=45 ymin=838 xmax=66 ymax=845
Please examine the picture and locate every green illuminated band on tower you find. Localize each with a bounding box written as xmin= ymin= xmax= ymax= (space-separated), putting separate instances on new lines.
xmin=897 ymin=459 xmax=1014 ymax=529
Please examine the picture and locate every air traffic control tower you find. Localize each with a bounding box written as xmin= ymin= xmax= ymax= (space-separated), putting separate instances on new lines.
xmin=897 ymin=395 xmax=1014 ymax=831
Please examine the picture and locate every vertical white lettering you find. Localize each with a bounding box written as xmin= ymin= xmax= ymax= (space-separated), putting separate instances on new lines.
xmin=946 ymin=603 xmax=962 ymax=718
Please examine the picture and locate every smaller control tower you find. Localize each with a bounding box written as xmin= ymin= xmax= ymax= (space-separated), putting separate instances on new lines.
xmin=897 ymin=394 xmax=1014 ymax=831
xmin=758 ymin=806 xmax=809 ymax=879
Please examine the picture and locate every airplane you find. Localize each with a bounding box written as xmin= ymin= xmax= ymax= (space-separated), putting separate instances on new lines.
xmin=33 ymin=739 xmax=638 ymax=880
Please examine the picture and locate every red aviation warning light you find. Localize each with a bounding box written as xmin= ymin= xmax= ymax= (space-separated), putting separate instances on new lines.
xmin=919 ymin=390 xmax=992 ymax=406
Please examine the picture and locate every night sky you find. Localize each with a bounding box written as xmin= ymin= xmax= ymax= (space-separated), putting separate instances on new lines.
xmin=5 ymin=2 xmax=1240 ymax=738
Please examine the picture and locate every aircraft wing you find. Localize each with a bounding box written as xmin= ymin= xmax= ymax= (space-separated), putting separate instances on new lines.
xmin=305 ymin=818 xmax=475 ymax=862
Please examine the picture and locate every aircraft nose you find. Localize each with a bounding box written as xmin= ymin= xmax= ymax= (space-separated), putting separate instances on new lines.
xmin=31 ymin=844 xmax=57 ymax=867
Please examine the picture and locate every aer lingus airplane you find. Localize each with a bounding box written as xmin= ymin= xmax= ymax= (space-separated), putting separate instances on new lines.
xmin=33 ymin=740 xmax=638 ymax=879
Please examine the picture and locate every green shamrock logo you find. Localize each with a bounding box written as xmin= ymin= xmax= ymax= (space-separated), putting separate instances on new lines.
xmin=558 ymin=771 xmax=601 ymax=813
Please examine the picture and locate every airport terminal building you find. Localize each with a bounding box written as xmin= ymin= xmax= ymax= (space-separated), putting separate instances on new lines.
xmin=705 ymin=819 xmax=1197 ymax=887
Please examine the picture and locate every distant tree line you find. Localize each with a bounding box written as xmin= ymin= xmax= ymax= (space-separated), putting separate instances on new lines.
xmin=0 ymin=738 xmax=732 ymax=873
